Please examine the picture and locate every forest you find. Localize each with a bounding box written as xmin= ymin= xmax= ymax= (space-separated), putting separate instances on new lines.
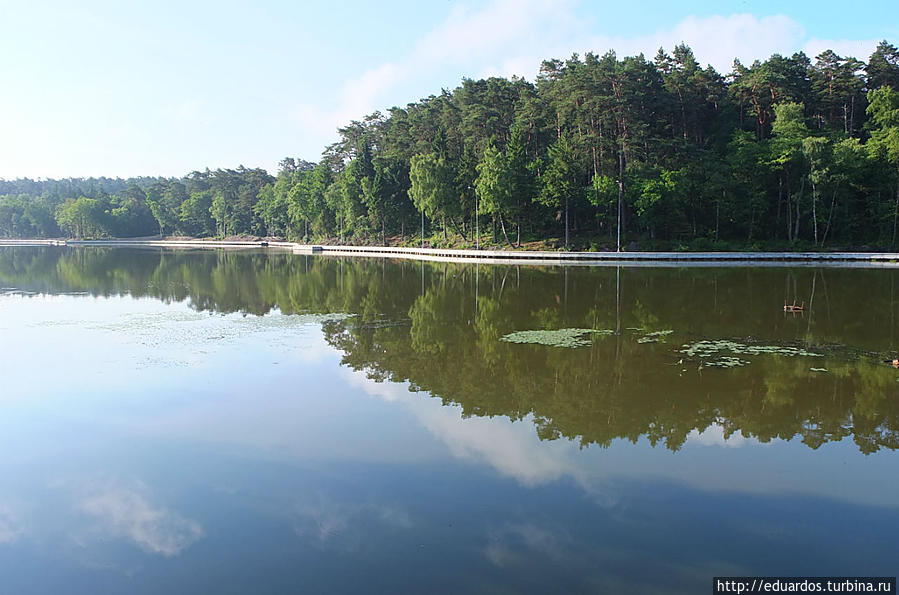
xmin=2 ymin=41 xmax=899 ymax=250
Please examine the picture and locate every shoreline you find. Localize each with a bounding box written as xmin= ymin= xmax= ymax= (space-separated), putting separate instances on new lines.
xmin=3 ymin=238 xmax=899 ymax=266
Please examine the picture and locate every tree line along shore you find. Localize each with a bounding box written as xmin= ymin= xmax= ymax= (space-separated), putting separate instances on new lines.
xmin=2 ymin=41 xmax=899 ymax=252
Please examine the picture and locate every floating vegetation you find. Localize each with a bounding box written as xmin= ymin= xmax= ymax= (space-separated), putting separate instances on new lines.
xmin=500 ymin=328 xmax=614 ymax=348
xmin=679 ymin=338 xmax=826 ymax=371
xmin=354 ymin=318 xmax=411 ymax=330
xmin=701 ymin=356 xmax=749 ymax=368
xmin=314 ymin=313 xmax=356 ymax=323
xmin=679 ymin=340 xmax=824 ymax=359
xmin=637 ymin=329 xmax=674 ymax=344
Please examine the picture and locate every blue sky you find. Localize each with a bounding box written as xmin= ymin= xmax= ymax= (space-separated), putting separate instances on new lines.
xmin=0 ymin=0 xmax=896 ymax=179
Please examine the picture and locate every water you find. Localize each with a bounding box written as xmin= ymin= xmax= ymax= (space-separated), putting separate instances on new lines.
xmin=0 ymin=246 xmax=896 ymax=593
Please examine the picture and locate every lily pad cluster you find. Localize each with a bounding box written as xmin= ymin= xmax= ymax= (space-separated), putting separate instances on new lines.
xmin=701 ymin=356 xmax=749 ymax=368
xmin=680 ymin=339 xmax=823 ymax=359
xmin=311 ymin=313 xmax=356 ymax=323
xmin=680 ymin=339 xmax=824 ymax=369
xmin=636 ymin=329 xmax=674 ymax=344
xmin=354 ymin=317 xmax=411 ymax=330
xmin=500 ymin=328 xmax=614 ymax=348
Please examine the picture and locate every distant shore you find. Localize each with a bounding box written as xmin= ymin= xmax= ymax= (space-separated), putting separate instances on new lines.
xmin=5 ymin=237 xmax=899 ymax=267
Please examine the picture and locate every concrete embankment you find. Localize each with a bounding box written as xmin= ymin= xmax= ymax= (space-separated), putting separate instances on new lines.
xmin=0 ymin=239 xmax=67 ymax=246
xmin=5 ymin=239 xmax=899 ymax=266
xmin=309 ymin=244 xmax=899 ymax=266
xmin=64 ymin=239 xmax=302 ymax=250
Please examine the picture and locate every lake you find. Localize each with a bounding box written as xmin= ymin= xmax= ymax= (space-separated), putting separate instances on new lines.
xmin=0 ymin=246 xmax=897 ymax=593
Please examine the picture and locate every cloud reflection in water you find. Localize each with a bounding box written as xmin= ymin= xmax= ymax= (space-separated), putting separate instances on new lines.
xmin=75 ymin=480 xmax=203 ymax=557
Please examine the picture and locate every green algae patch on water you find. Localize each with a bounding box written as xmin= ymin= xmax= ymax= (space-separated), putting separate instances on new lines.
xmin=679 ymin=339 xmax=824 ymax=359
xmin=701 ymin=356 xmax=750 ymax=368
xmin=680 ymin=339 xmax=825 ymax=370
xmin=500 ymin=328 xmax=614 ymax=348
xmin=636 ymin=329 xmax=674 ymax=344
xmin=297 ymin=312 xmax=357 ymax=324
xmin=353 ymin=317 xmax=411 ymax=330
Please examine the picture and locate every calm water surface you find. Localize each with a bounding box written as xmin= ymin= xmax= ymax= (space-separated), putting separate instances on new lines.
xmin=0 ymin=247 xmax=897 ymax=593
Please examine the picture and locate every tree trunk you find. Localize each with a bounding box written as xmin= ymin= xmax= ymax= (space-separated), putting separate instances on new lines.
xmin=811 ymin=175 xmax=819 ymax=247
xmin=748 ymin=203 xmax=755 ymax=241
xmin=786 ymin=178 xmax=793 ymax=243
xmin=822 ymin=188 xmax=837 ymax=246
xmin=893 ymin=178 xmax=899 ymax=249
xmin=449 ymin=216 xmax=467 ymax=241
xmin=498 ymin=213 xmax=513 ymax=247
xmin=617 ymin=151 xmax=624 ymax=252
xmin=599 ymin=127 xmax=604 ymax=176
xmin=564 ymin=194 xmax=569 ymax=248
xmin=777 ymin=177 xmax=783 ymax=240
xmin=715 ymin=192 xmax=721 ymax=242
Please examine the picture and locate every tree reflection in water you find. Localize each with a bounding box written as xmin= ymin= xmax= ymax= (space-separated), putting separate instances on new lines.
xmin=2 ymin=245 xmax=897 ymax=454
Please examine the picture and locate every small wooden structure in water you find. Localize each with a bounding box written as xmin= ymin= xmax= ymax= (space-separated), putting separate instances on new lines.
xmin=783 ymin=300 xmax=805 ymax=312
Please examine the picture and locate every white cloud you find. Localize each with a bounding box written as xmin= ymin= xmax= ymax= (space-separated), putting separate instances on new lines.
xmin=293 ymin=497 xmax=351 ymax=542
xmin=344 ymin=369 xmax=581 ymax=486
xmin=803 ymin=38 xmax=880 ymax=62
xmin=686 ymin=423 xmax=764 ymax=448
xmin=494 ymin=13 xmax=808 ymax=77
xmin=485 ymin=522 xmax=570 ymax=567
xmin=292 ymin=494 xmax=413 ymax=549
xmin=415 ymin=0 xmax=576 ymax=65
xmin=289 ymin=4 xmax=880 ymax=150
xmin=655 ymin=14 xmax=805 ymax=71
xmin=292 ymin=63 xmax=404 ymax=143
xmin=76 ymin=480 xmax=203 ymax=557
xmin=289 ymin=0 xmax=579 ymax=153
xmin=0 ymin=504 xmax=23 ymax=545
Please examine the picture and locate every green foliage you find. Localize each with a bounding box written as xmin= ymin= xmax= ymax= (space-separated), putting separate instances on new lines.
xmin=867 ymin=87 xmax=899 ymax=162
xmin=500 ymin=328 xmax=614 ymax=348
xmin=180 ymin=190 xmax=215 ymax=236
xmin=3 ymin=40 xmax=899 ymax=248
xmin=0 ymin=194 xmax=59 ymax=237
xmin=866 ymin=41 xmax=899 ymax=91
xmin=409 ymin=153 xmax=462 ymax=238
xmin=538 ymin=135 xmax=578 ymax=211
xmin=55 ymin=197 xmax=105 ymax=238
xmin=475 ymin=140 xmax=511 ymax=216
xmin=633 ymin=169 xmax=688 ymax=239
xmin=288 ymin=163 xmax=331 ymax=239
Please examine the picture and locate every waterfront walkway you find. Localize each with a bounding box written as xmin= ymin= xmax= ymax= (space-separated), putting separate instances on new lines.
xmin=6 ymin=238 xmax=899 ymax=266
